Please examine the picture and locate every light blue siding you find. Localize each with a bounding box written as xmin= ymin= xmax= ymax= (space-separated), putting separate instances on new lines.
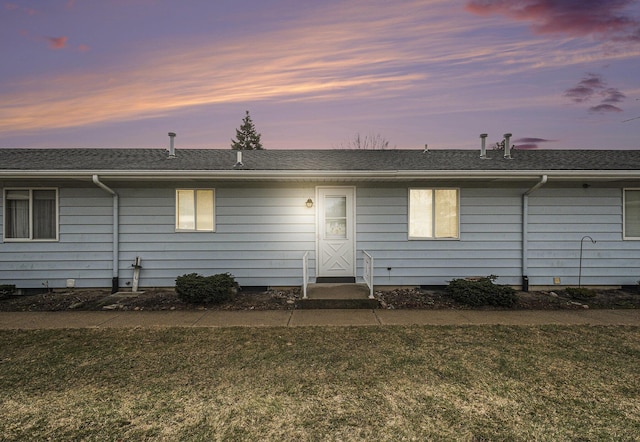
xmin=356 ymin=186 xmax=523 ymax=286
xmin=2 ymin=181 xmax=639 ymax=290
xmin=0 ymin=186 xmax=113 ymax=288
xmin=527 ymin=187 xmax=639 ymax=286
xmin=117 ymin=184 xmax=316 ymax=288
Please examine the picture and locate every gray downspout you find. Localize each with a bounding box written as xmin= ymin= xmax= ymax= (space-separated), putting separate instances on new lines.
xmin=522 ymin=175 xmax=548 ymax=291
xmin=92 ymin=175 xmax=119 ymax=293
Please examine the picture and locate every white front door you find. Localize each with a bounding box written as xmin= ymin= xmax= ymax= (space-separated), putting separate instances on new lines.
xmin=317 ymin=186 xmax=355 ymax=279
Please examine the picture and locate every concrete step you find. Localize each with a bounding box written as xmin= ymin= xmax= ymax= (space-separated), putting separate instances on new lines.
xmin=296 ymin=283 xmax=379 ymax=309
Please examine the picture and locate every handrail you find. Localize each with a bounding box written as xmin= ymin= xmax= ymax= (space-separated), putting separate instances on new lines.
xmin=363 ymin=250 xmax=374 ymax=299
xmin=302 ymin=251 xmax=309 ymax=299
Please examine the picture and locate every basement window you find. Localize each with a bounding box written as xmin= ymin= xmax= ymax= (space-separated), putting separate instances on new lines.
xmin=623 ymin=189 xmax=640 ymax=239
xmin=176 ymin=189 xmax=215 ymax=231
xmin=3 ymin=188 xmax=58 ymax=241
xmin=409 ymin=188 xmax=459 ymax=239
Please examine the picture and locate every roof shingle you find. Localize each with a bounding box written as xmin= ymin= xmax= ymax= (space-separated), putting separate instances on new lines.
xmin=1 ymin=148 xmax=640 ymax=172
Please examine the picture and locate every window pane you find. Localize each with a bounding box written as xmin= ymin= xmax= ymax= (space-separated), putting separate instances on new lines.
xmin=409 ymin=189 xmax=433 ymax=238
xmin=5 ymin=198 xmax=29 ymax=238
xmin=196 ymin=190 xmax=214 ymax=231
xmin=325 ymin=196 xmax=347 ymax=238
xmin=325 ymin=196 xmax=346 ymax=217
xmin=33 ymin=190 xmax=56 ymax=239
xmin=435 ymin=189 xmax=458 ymax=238
xmin=625 ymin=190 xmax=640 ymax=237
xmin=177 ymin=190 xmax=195 ymax=230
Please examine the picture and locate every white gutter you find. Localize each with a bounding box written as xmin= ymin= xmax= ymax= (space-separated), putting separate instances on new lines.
xmin=92 ymin=175 xmax=119 ymax=293
xmin=2 ymin=170 xmax=640 ymax=181
xmin=522 ymin=175 xmax=548 ymax=290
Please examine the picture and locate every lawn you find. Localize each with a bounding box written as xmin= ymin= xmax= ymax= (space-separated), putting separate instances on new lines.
xmin=1 ymin=325 xmax=639 ymax=441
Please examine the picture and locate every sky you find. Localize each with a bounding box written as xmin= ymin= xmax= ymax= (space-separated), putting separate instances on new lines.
xmin=1 ymin=0 xmax=640 ymax=151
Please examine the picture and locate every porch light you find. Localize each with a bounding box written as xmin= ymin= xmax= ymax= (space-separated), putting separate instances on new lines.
xmin=306 ymin=198 xmax=314 ymax=208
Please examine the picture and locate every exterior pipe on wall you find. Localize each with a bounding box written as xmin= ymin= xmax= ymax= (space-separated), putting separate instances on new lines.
xmin=92 ymin=175 xmax=120 ymax=293
xmin=522 ymin=175 xmax=548 ymax=291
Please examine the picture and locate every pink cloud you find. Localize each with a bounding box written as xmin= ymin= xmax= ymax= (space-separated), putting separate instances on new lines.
xmin=513 ymin=137 xmax=555 ymax=149
xmin=564 ymin=73 xmax=605 ymax=103
xmin=590 ymin=104 xmax=623 ymax=113
xmin=77 ymin=44 xmax=90 ymax=52
xmin=4 ymin=3 xmax=19 ymax=11
xmin=602 ymin=88 xmax=626 ymax=103
xmin=564 ymin=73 xmax=627 ymax=114
xmin=465 ymin=0 xmax=640 ymax=43
xmin=47 ymin=36 xmax=68 ymax=50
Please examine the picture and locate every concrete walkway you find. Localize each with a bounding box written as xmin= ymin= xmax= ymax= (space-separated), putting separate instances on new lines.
xmin=0 ymin=308 xmax=639 ymax=329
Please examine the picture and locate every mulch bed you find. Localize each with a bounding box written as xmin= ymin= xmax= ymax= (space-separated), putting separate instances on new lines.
xmin=1 ymin=287 xmax=639 ymax=312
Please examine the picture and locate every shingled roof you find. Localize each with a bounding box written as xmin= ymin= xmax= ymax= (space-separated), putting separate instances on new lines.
xmin=1 ymin=148 xmax=640 ymax=179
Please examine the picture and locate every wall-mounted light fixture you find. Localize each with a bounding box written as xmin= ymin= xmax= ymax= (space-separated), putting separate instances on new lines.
xmin=306 ymin=198 xmax=314 ymax=208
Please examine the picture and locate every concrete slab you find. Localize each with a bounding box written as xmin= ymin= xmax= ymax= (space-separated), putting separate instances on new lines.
xmin=305 ymin=283 xmax=371 ymax=300
xmin=0 ymin=309 xmax=638 ymax=329
xmin=101 ymin=311 xmax=207 ymax=328
xmin=289 ymin=309 xmax=379 ymax=327
xmin=0 ymin=312 xmax=119 ymax=329
xmin=195 ymin=310 xmax=292 ymax=327
xmin=558 ymin=309 xmax=640 ymax=325
xmin=376 ymin=310 xmax=471 ymax=325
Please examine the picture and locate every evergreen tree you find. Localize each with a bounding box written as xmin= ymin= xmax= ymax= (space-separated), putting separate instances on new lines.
xmin=231 ymin=111 xmax=264 ymax=150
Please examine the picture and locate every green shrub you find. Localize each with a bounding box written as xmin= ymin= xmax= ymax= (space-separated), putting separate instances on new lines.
xmin=446 ymin=276 xmax=518 ymax=307
xmin=175 ymin=273 xmax=239 ymax=304
xmin=564 ymin=287 xmax=596 ymax=300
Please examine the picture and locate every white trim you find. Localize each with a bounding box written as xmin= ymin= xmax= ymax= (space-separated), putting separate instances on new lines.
xmin=3 ymin=170 xmax=640 ymax=181
xmin=408 ymin=187 xmax=460 ymax=240
xmin=316 ymin=186 xmax=357 ymax=279
xmin=175 ymin=188 xmax=216 ymax=232
xmin=623 ymin=188 xmax=640 ymax=240
xmin=2 ymin=187 xmax=59 ymax=242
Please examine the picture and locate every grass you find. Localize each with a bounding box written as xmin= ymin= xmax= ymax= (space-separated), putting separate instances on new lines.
xmin=1 ymin=326 xmax=639 ymax=441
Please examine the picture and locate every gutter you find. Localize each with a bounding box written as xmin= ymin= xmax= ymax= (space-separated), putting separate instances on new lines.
xmin=2 ymin=169 xmax=640 ymax=181
xmin=522 ymin=175 xmax=548 ymax=291
xmin=92 ymin=175 xmax=119 ymax=293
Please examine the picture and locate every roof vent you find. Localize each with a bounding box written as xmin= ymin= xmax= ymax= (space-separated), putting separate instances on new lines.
xmin=503 ymin=133 xmax=512 ymax=159
xmin=168 ymin=132 xmax=176 ymax=158
xmin=234 ymin=150 xmax=243 ymax=167
xmin=479 ymin=134 xmax=488 ymax=159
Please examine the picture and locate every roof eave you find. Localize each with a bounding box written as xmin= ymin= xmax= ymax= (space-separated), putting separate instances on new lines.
xmin=1 ymin=169 xmax=640 ymax=181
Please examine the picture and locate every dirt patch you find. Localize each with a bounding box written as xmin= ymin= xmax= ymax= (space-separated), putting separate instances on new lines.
xmin=1 ymin=286 xmax=639 ymax=311
xmin=0 ymin=288 xmax=299 ymax=312
xmin=377 ymin=287 xmax=640 ymax=310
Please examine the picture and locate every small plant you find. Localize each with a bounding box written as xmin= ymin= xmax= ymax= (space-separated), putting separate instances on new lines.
xmin=565 ymin=287 xmax=596 ymax=300
xmin=175 ymin=273 xmax=239 ymax=304
xmin=446 ymin=275 xmax=518 ymax=307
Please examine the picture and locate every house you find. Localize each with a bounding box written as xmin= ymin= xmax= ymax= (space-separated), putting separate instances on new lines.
xmin=2 ymin=141 xmax=640 ymax=293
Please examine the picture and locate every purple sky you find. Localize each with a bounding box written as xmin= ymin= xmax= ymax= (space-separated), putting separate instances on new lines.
xmin=1 ymin=0 xmax=639 ymax=150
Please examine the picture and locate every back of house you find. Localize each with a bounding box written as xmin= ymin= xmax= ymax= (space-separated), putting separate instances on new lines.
xmin=2 ymin=145 xmax=640 ymax=293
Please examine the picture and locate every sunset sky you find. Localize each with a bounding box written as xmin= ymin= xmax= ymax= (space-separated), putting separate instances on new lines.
xmin=1 ymin=0 xmax=639 ymax=150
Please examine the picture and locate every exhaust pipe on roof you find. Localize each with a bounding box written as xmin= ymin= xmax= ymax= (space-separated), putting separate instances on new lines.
xmin=503 ymin=133 xmax=512 ymax=159
xmin=235 ymin=150 xmax=243 ymax=167
xmin=168 ymin=132 xmax=176 ymax=158
xmin=480 ymin=133 xmax=488 ymax=158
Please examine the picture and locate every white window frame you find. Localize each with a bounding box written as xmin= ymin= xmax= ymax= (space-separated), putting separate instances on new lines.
xmin=3 ymin=187 xmax=59 ymax=242
xmin=408 ymin=188 xmax=460 ymax=240
xmin=623 ymin=188 xmax=640 ymax=240
xmin=175 ymin=189 xmax=216 ymax=232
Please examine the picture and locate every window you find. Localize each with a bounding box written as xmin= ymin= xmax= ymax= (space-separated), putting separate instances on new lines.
xmin=176 ymin=189 xmax=215 ymax=231
xmin=624 ymin=189 xmax=640 ymax=239
xmin=409 ymin=188 xmax=459 ymax=239
xmin=4 ymin=188 xmax=58 ymax=241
